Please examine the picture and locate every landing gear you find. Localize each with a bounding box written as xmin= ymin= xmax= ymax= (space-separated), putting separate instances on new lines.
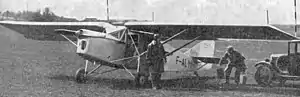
xmin=75 ymin=60 xmax=90 ymax=83
xmin=75 ymin=68 xmax=87 ymax=83
xmin=134 ymin=74 xmax=149 ymax=87
xmin=74 ymin=60 xmax=118 ymax=83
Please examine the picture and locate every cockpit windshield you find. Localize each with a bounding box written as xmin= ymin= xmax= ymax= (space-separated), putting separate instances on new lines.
xmin=108 ymin=28 xmax=127 ymax=42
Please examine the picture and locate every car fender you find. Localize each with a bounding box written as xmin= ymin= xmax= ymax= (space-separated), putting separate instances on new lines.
xmin=255 ymin=61 xmax=271 ymax=68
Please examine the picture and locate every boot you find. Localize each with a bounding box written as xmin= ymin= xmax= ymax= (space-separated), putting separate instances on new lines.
xmin=151 ymin=82 xmax=160 ymax=90
xmin=223 ymin=76 xmax=230 ymax=84
xmin=151 ymin=74 xmax=162 ymax=90
xmin=224 ymin=81 xmax=230 ymax=85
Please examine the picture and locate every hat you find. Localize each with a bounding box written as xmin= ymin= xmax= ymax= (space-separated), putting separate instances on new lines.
xmin=227 ymin=45 xmax=234 ymax=51
xmin=227 ymin=45 xmax=233 ymax=49
xmin=153 ymin=34 xmax=160 ymax=39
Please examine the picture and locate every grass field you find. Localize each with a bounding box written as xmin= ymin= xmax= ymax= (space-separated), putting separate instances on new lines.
xmin=0 ymin=25 xmax=299 ymax=97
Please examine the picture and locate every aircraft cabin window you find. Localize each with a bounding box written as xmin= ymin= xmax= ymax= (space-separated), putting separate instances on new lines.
xmin=130 ymin=34 xmax=139 ymax=46
xmin=119 ymin=29 xmax=127 ymax=42
xmin=81 ymin=41 xmax=87 ymax=50
xmin=109 ymin=31 xmax=119 ymax=38
xmin=108 ymin=29 xmax=127 ymax=43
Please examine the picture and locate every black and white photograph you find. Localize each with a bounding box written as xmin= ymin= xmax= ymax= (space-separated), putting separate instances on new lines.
xmin=0 ymin=0 xmax=300 ymax=96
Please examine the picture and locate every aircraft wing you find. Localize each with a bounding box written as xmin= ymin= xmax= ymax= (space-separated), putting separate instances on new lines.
xmin=125 ymin=22 xmax=299 ymax=40
xmin=0 ymin=21 xmax=119 ymax=41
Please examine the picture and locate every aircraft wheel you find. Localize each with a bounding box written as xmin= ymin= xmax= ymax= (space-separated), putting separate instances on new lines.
xmin=255 ymin=65 xmax=273 ymax=87
xmin=139 ymin=76 xmax=148 ymax=86
xmin=135 ymin=74 xmax=148 ymax=87
xmin=75 ymin=68 xmax=87 ymax=83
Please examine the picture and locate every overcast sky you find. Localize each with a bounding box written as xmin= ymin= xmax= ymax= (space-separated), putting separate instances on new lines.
xmin=0 ymin=0 xmax=298 ymax=24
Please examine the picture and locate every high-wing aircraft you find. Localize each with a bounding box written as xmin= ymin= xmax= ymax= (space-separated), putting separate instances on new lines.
xmin=0 ymin=21 xmax=298 ymax=86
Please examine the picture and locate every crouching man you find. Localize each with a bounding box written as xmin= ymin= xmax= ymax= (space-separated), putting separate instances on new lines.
xmin=218 ymin=46 xmax=247 ymax=85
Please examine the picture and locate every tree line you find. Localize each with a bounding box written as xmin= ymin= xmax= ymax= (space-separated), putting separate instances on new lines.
xmin=0 ymin=7 xmax=152 ymax=24
xmin=0 ymin=7 xmax=79 ymax=22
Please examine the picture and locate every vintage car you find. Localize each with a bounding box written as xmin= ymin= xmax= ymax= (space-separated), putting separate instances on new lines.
xmin=254 ymin=40 xmax=300 ymax=86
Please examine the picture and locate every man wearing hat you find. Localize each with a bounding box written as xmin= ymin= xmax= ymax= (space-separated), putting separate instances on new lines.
xmin=146 ymin=34 xmax=167 ymax=90
xmin=219 ymin=46 xmax=247 ymax=85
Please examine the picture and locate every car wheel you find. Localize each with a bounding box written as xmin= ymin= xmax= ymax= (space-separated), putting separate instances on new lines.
xmin=255 ymin=65 xmax=273 ymax=87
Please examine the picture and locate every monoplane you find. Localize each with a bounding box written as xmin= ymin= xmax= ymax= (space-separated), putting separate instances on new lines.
xmin=0 ymin=21 xmax=297 ymax=86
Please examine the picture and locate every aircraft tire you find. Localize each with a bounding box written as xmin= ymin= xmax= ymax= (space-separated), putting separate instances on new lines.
xmin=254 ymin=65 xmax=273 ymax=87
xmin=75 ymin=68 xmax=87 ymax=83
xmin=139 ymin=75 xmax=148 ymax=86
xmin=134 ymin=74 xmax=148 ymax=87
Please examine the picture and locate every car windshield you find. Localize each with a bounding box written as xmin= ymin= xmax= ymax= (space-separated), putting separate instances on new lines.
xmin=289 ymin=42 xmax=300 ymax=54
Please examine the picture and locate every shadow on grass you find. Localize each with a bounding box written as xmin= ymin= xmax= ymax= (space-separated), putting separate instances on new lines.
xmin=47 ymin=74 xmax=300 ymax=96
xmin=218 ymin=83 xmax=300 ymax=96
xmin=46 ymin=74 xmax=76 ymax=81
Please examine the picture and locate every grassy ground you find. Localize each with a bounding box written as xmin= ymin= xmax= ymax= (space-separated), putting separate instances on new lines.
xmin=0 ymin=25 xmax=299 ymax=97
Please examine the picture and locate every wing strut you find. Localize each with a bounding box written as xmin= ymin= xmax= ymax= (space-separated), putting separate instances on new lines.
xmin=130 ymin=30 xmax=155 ymax=35
xmin=128 ymin=33 xmax=141 ymax=72
xmin=162 ymin=29 xmax=188 ymax=44
xmin=165 ymin=35 xmax=202 ymax=56
xmin=129 ymin=28 xmax=191 ymax=57
xmin=60 ymin=34 xmax=78 ymax=47
xmin=55 ymin=29 xmax=78 ymax=47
